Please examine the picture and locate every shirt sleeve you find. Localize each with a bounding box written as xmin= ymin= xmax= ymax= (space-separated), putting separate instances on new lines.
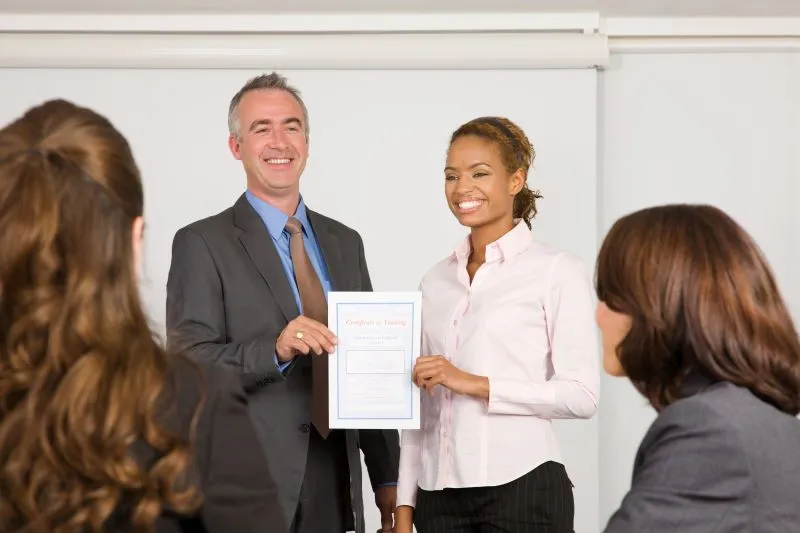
xmin=274 ymin=352 xmax=292 ymax=372
xmin=487 ymin=252 xmax=601 ymax=418
xmin=396 ymin=277 xmax=425 ymax=508
xmin=396 ymin=427 xmax=423 ymax=507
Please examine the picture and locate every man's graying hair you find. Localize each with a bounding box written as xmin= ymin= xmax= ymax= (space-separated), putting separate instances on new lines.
xmin=227 ymin=72 xmax=310 ymax=141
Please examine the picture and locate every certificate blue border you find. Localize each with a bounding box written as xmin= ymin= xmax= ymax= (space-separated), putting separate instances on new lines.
xmin=335 ymin=301 xmax=416 ymax=420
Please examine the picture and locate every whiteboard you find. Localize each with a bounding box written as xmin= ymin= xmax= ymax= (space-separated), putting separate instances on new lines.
xmin=0 ymin=68 xmax=600 ymax=533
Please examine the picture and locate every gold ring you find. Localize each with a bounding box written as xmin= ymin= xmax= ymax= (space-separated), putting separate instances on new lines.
xmin=295 ymin=331 xmax=304 ymax=340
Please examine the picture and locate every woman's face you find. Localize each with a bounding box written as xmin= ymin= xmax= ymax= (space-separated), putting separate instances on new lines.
xmin=131 ymin=216 xmax=144 ymax=280
xmin=595 ymin=300 xmax=632 ymax=377
xmin=444 ymin=135 xmax=522 ymax=230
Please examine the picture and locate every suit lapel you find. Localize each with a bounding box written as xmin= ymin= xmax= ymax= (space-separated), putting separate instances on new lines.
xmin=233 ymin=195 xmax=299 ymax=322
xmin=308 ymin=209 xmax=348 ymax=291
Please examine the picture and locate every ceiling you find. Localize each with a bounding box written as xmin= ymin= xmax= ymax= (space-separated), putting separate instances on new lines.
xmin=2 ymin=0 xmax=800 ymax=16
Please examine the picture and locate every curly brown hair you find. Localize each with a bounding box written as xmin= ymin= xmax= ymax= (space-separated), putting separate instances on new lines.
xmin=0 ymin=99 xmax=203 ymax=532
xmin=449 ymin=116 xmax=542 ymax=228
xmin=596 ymin=203 xmax=800 ymax=414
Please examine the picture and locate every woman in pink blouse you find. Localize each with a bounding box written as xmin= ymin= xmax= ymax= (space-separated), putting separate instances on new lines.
xmin=394 ymin=116 xmax=601 ymax=533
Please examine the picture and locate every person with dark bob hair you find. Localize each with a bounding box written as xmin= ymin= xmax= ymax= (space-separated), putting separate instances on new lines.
xmin=596 ymin=203 xmax=800 ymax=533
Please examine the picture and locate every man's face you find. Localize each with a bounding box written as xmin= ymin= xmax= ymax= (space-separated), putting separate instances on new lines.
xmin=228 ymin=89 xmax=309 ymax=199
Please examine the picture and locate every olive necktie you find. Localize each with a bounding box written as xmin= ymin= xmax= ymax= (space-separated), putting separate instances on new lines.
xmin=285 ymin=217 xmax=330 ymax=438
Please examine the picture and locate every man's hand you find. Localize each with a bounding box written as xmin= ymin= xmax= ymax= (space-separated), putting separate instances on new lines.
xmin=412 ymin=355 xmax=490 ymax=400
xmin=375 ymin=485 xmax=396 ymax=532
xmin=275 ymin=315 xmax=337 ymax=363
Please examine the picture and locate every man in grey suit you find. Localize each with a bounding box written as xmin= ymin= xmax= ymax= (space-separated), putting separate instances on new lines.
xmin=166 ymin=72 xmax=400 ymax=533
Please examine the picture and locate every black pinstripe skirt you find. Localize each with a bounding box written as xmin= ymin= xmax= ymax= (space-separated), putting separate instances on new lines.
xmin=413 ymin=460 xmax=575 ymax=533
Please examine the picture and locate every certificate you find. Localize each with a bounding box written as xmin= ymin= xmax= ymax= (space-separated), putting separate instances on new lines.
xmin=327 ymin=291 xmax=421 ymax=430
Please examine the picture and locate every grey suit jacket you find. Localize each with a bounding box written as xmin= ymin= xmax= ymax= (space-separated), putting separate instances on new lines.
xmin=150 ymin=358 xmax=286 ymax=533
xmin=604 ymin=374 xmax=800 ymax=533
xmin=105 ymin=357 xmax=285 ymax=533
xmin=165 ymin=194 xmax=400 ymax=533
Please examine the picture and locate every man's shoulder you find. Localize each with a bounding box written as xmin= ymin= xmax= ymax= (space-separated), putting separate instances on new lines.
xmin=307 ymin=208 xmax=363 ymax=242
xmin=175 ymin=204 xmax=237 ymax=240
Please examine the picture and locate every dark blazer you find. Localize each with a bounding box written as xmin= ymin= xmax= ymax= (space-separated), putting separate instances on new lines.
xmin=165 ymin=194 xmax=400 ymax=533
xmin=603 ymin=375 xmax=800 ymax=533
xmin=118 ymin=356 xmax=285 ymax=532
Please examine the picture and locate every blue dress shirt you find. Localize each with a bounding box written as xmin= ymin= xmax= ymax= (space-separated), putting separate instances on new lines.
xmin=246 ymin=191 xmax=397 ymax=488
xmin=245 ymin=191 xmax=332 ymax=372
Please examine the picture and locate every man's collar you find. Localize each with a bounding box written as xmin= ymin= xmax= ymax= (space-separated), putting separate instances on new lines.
xmin=245 ymin=190 xmax=312 ymax=240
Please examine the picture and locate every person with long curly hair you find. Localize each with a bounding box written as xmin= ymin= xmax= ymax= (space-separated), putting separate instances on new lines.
xmin=0 ymin=99 xmax=285 ymax=533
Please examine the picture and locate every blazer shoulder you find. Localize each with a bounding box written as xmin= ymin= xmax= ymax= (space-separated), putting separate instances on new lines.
xmin=175 ymin=205 xmax=236 ymax=240
xmin=657 ymin=381 xmax=768 ymax=425
xmin=308 ymin=209 xmax=363 ymax=242
xmin=651 ymin=383 xmax=733 ymax=426
xmin=669 ymin=382 xmax=800 ymax=456
xmin=605 ymin=384 xmax=757 ymax=533
xmin=641 ymin=382 xmax=753 ymax=458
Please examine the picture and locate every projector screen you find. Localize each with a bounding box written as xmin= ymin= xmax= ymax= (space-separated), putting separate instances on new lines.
xmin=0 ymin=67 xmax=600 ymax=533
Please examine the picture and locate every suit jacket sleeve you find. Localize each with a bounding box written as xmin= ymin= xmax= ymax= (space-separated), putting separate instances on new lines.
xmin=193 ymin=364 xmax=287 ymax=532
xmin=166 ymin=227 xmax=284 ymax=391
xmin=351 ymin=232 xmax=401 ymax=489
xmin=603 ymin=398 xmax=752 ymax=533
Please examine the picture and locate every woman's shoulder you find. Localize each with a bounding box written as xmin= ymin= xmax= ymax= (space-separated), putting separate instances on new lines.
xmin=651 ymin=381 xmax=743 ymax=430
xmin=519 ymin=242 xmax=592 ymax=291
xmin=526 ymin=241 xmax=587 ymax=268
xmin=646 ymin=380 xmax=799 ymax=454
xmin=638 ymin=380 xmax=800 ymax=494
xmin=416 ymin=243 xmax=464 ymax=292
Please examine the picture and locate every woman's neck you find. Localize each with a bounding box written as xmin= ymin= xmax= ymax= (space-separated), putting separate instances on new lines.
xmin=468 ymin=218 xmax=515 ymax=265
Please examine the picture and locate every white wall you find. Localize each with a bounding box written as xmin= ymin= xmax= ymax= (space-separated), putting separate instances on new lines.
xmin=598 ymin=50 xmax=800 ymax=528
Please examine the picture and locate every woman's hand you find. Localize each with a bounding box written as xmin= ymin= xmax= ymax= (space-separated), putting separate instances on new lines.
xmin=394 ymin=505 xmax=414 ymax=533
xmin=412 ymin=355 xmax=490 ymax=400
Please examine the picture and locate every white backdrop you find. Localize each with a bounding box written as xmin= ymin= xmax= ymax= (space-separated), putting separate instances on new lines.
xmin=0 ymin=68 xmax=601 ymax=533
